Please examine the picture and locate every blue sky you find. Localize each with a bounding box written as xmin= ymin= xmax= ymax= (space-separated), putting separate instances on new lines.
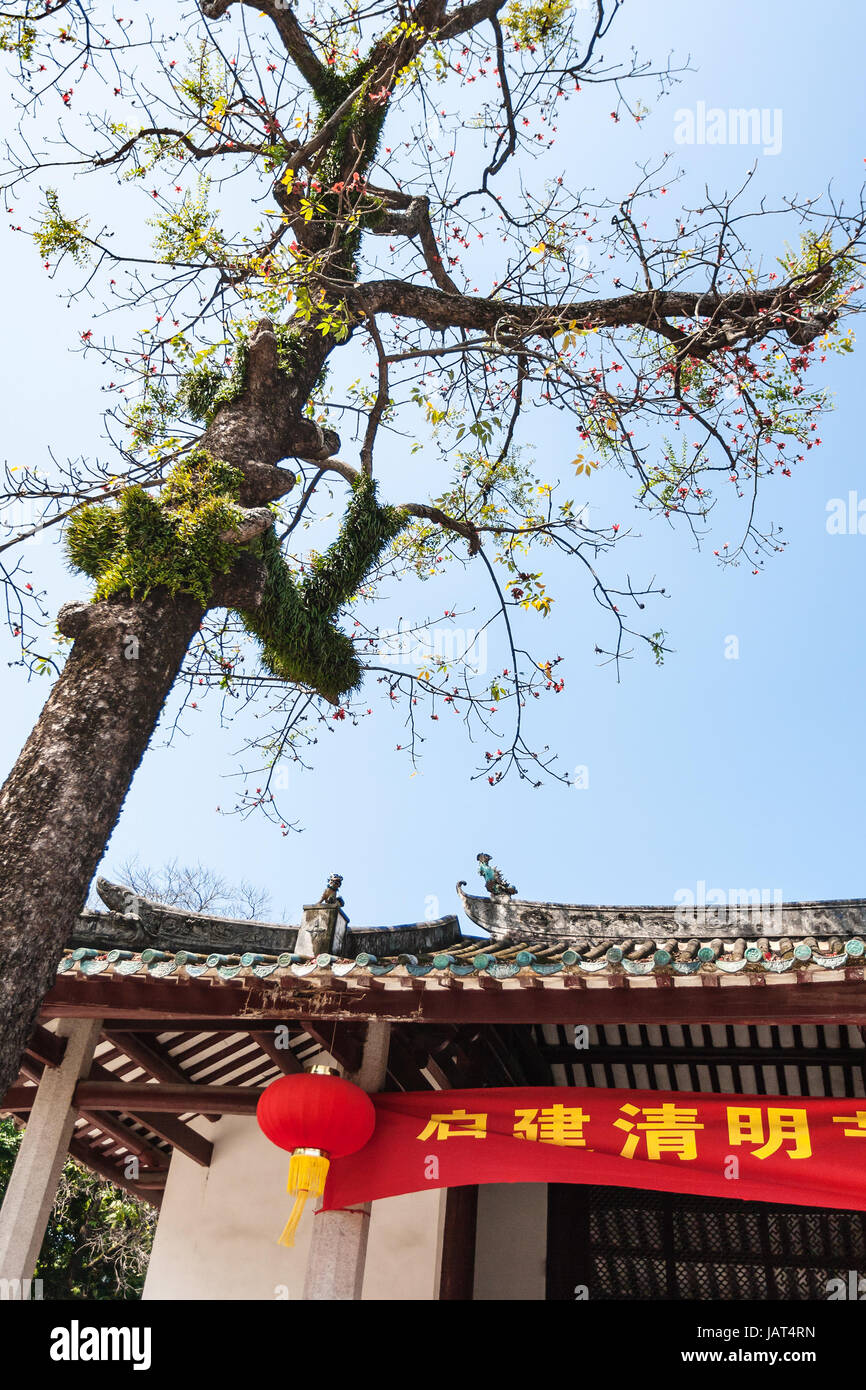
xmin=1 ymin=0 xmax=864 ymax=932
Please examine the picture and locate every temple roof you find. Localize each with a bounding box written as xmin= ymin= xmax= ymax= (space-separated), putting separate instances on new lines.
xmin=4 ymin=880 xmax=865 ymax=1208
xmin=74 ymin=877 xmax=461 ymax=959
xmin=64 ymin=878 xmax=866 ymax=983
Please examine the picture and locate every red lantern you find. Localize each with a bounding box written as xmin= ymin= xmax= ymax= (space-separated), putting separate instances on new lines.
xmin=256 ymin=1066 xmax=376 ymax=1247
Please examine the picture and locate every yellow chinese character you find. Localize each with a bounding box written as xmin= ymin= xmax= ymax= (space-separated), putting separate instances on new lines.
xmin=727 ymin=1107 xmax=811 ymax=1159
xmin=614 ymin=1102 xmax=704 ymax=1160
xmin=513 ymin=1104 xmax=590 ymax=1146
xmin=833 ymin=1111 xmax=866 ymax=1138
xmin=416 ymin=1108 xmax=487 ymax=1141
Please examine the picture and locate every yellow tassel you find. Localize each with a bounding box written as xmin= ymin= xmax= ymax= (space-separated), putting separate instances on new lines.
xmin=277 ymin=1149 xmax=330 ymax=1248
xmin=277 ymin=1193 xmax=308 ymax=1248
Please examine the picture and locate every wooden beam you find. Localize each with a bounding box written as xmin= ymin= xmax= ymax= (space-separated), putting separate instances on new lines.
xmin=384 ymin=1028 xmax=434 ymax=1091
xmin=469 ymin=1026 xmax=526 ymax=1086
xmin=18 ymin=1053 xmax=45 ymax=1085
xmin=2 ymin=1067 xmax=207 ymax=1184
xmin=0 ymin=1085 xmax=37 ymax=1113
xmin=438 ymin=1186 xmax=478 ymax=1301
xmin=74 ymin=1080 xmax=260 ymax=1116
xmin=1 ymin=1081 xmax=201 ymax=1181
xmin=389 ymin=1025 xmax=454 ymax=1090
xmin=246 ymin=1029 xmax=304 ymax=1075
xmin=546 ymin=1184 xmax=591 ymax=1301
xmin=502 ymin=1024 xmax=555 ymax=1086
xmin=297 ymin=1021 xmax=363 ymax=1072
xmin=26 ymin=1025 xmax=67 ymax=1069
xmin=131 ymin=1111 xmax=213 ymax=1168
xmin=84 ymin=1062 xmax=213 ymax=1167
xmin=40 ymin=973 xmax=866 ymax=1027
xmin=0 ymin=1091 xmax=184 ymax=1159
xmin=99 ymin=1031 xmax=223 ymax=1123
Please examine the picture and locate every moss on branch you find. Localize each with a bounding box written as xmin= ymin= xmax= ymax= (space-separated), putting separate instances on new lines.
xmin=66 ymin=458 xmax=408 ymax=704
xmin=240 ymin=473 xmax=408 ymax=702
xmin=176 ymin=321 xmax=316 ymax=426
xmin=65 ymin=450 xmax=245 ymax=605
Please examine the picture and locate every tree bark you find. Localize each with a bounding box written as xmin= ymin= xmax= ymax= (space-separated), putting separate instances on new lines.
xmin=0 ymin=591 xmax=203 ymax=1098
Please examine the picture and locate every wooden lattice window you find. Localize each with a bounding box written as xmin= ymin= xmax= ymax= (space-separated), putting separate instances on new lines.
xmin=547 ymin=1184 xmax=866 ymax=1300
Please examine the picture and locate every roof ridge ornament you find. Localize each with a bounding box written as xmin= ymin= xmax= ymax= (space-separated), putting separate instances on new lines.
xmin=476 ymin=852 xmax=518 ymax=899
xmin=317 ymin=873 xmax=345 ymax=908
xmin=297 ymin=875 xmax=349 ymax=958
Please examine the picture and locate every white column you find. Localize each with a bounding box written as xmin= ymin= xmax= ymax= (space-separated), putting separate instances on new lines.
xmin=302 ymin=1021 xmax=390 ymax=1301
xmin=0 ymin=1018 xmax=102 ymax=1282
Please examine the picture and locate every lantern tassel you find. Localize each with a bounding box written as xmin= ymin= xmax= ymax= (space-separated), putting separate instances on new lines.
xmin=277 ymin=1149 xmax=330 ymax=1248
xmin=277 ymin=1193 xmax=308 ymax=1249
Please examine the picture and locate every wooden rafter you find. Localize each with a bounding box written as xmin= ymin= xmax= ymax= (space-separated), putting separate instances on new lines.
xmin=538 ymin=1041 xmax=866 ymax=1068
xmin=102 ymin=1029 xmax=196 ymax=1085
xmin=68 ymin=1135 xmax=165 ymax=1208
xmin=247 ymin=1028 xmax=304 ymax=1075
xmin=86 ymin=1061 xmax=213 ymax=1167
xmin=0 ymin=1085 xmax=37 ymax=1113
xmin=129 ymin=1110 xmax=212 ymax=1167
xmin=26 ymin=1025 xmax=67 ymax=1069
xmin=297 ymin=1020 xmax=364 ymax=1072
xmin=76 ymin=1111 xmax=170 ymax=1171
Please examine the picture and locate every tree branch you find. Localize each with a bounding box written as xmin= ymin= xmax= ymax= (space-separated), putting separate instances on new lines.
xmin=200 ymin=0 xmax=333 ymax=100
xmin=368 ymin=195 xmax=460 ymax=294
xmin=347 ymin=270 xmax=843 ymax=347
xmin=317 ymin=455 xmax=481 ymax=552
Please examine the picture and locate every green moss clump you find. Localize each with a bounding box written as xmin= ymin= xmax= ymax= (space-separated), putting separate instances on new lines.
xmin=65 ymin=450 xmax=244 ymax=605
xmin=206 ymin=335 xmax=251 ymax=420
xmin=175 ymin=364 xmax=225 ymax=423
xmin=240 ymin=473 xmax=408 ymax=702
xmin=67 ymin=462 xmax=408 ymax=705
xmin=175 ymin=325 xmax=318 ymax=426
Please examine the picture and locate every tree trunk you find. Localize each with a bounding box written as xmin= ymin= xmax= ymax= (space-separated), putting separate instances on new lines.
xmin=0 ymin=321 xmax=335 ymax=1099
xmin=0 ymin=591 xmax=203 ymax=1097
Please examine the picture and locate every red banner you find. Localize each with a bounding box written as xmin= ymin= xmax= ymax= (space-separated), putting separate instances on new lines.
xmin=323 ymin=1086 xmax=866 ymax=1212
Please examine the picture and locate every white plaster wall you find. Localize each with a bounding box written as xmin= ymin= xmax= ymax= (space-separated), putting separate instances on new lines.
xmin=143 ymin=1114 xmax=315 ymax=1300
xmin=144 ymin=1115 xmax=444 ymax=1301
xmin=473 ymin=1183 xmax=547 ymax=1300
xmin=362 ymin=1188 xmax=445 ymax=1300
